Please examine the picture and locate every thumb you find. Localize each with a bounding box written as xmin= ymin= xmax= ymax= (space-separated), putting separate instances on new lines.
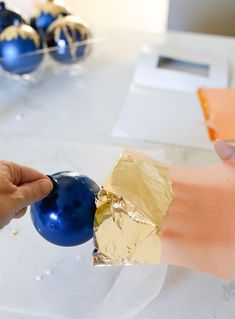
xmin=214 ymin=139 xmax=235 ymax=160
xmin=14 ymin=179 xmax=53 ymax=210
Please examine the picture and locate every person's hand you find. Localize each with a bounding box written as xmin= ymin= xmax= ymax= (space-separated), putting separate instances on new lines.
xmin=215 ymin=139 xmax=235 ymax=160
xmin=0 ymin=161 xmax=53 ymax=229
xmin=162 ymin=156 xmax=235 ymax=280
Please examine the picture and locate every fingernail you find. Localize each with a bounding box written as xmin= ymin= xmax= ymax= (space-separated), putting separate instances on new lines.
xmin=215 ymin=140 xmax=235 ymax=160
xmin=40 ymin=179 xmax=53 ymax=195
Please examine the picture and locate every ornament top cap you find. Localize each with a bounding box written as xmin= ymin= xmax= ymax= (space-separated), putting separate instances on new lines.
xmin=0 ymin=24 xmax=41 ymax=48
xmin=32 ymin=0 xmax=70 ymax=18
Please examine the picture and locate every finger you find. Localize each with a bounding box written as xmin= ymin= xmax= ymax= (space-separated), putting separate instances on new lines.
xmin=0 ymin=217 xmax=11 ymax=230
xmin=14 ymin=207 xmax=27 ymax=219
xmin=13 ymin=179 xmax=53 ymax=211
xmin=214 ymin=139 xmax=235 ymax=160
xmin=4 ymin=161 xmax=49 ymax=186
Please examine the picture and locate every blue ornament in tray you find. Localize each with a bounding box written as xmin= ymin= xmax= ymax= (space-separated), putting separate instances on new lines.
xmin=0 ymin=1 xmax=25 ymax=33
xmin=30 ymin=0 xmax=70 ymax=36
xmin=31 ymin=172 xmax=99 ymax=247
xmin=0 ymin=23 xmax=43 ymax=75
xmin=46 ymin=16 xmax=92 ymax=64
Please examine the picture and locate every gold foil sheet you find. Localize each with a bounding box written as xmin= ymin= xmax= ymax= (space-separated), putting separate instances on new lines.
xmin=93 ymin=151 xmax=174 ymax=266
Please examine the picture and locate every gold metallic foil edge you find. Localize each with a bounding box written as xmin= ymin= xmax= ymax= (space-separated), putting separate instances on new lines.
xmin=32 ymin=1 xmax=70 ymax=19
xmin=0 ymin=25 xmax=41 ymax=48
xmin=93 ymin=152 xmax=174 ymax=266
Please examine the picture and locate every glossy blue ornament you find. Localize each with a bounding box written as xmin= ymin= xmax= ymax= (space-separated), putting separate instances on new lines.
xmin=30 ymin=0 xmax=70 ymax=36
xmin=0 ymin=23 xmax=43 ymax=74
xmin=46 ymin=16 xmax=92 ymax=64
xmin=0 ymin=2 xmax=25 ymax=33
xmin=31 ymin=172 xmax=99 ymax=247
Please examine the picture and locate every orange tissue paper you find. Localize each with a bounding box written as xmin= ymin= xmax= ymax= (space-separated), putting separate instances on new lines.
xmin=198 ymin=88 xmax=235 ymax=142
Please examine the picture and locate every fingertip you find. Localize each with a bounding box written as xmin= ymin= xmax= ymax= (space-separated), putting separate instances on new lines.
xmin=214 ymin=138 xmax=223 ymax=154
xmin=214 ymin=138 xmax=224 ymax=148
xmin=15 ymin=178 xmax=53 ymax=210
xmin=15 ymin=207 xmax=27 ymax=219
xmin=214 ymin=139 xmax=235 ymax=160
xmin=39 ymin=179 xmax=53 ymax=196
xmin=16 ymin=164 xmax=50 ymax=186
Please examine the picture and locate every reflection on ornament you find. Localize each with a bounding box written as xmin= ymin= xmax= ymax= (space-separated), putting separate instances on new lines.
xmin=31 ymin=172 xmax=99 ymax=247
xmin=30 ymin=0 xmax=70 ymax=35
xmin=0 ymin=24 xmax=43 ymax=74
xmin=46 ymin=16 xmax=92 ymax=64
xmin=0 ymin=1 xmax=25 ymax=33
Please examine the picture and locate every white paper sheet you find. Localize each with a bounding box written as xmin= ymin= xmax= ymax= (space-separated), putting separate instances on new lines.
xmin=113 ymin=85 xmax=213 ymax=150
xmin=133 ymin=44 xmax=228 ymax=92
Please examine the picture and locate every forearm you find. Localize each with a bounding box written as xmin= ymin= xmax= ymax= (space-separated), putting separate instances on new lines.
xmin=161 ymin=163 xmax=235 ymax=279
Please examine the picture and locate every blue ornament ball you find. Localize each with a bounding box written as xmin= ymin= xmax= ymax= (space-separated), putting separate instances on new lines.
xmin=46 ymin=16 xmax=92 ymax=64
xmin=0 ymin=24 xmax=43 ymax=75
xmin=0 ymin=1 xmax=25 ymax=33
xmin=30 ymin=0 xmax=70 ymax=36
xmin=31 ymin=172 xmax=99 ymax=247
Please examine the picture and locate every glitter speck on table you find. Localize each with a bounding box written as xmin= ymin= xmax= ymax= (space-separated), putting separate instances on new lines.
xmin=10 ymin=229 xmax=19 ymax=236
xmin=45 ymin=269 xmax=52 ymax=276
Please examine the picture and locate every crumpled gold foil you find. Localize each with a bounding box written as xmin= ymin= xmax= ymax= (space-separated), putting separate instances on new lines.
xmin=93 ymin=151 xmax=174 ymax=266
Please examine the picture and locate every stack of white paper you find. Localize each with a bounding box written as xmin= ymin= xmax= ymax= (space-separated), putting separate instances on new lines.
xmin=112 ymin=44 xmax=229 ymax=150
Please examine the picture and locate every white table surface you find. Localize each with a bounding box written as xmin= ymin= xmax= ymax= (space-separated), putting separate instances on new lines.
xmin=0 ymin=30 xmax=234 ymax=318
